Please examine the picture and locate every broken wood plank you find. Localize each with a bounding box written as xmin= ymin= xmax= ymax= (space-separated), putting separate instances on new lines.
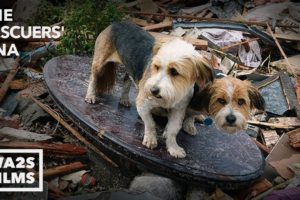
xmin=0 ymin=127 xmax=53 ymax=141
xmin=0 ymin=117 xmax=20 ymax=129
xmin=17 ymin=82 xmax=47 ymax=99
xmin=130 ymin=17 xmax=152 ymax=27
xmin=252 ymin=138 xmax=270 ymax=155
xmin=248 ymin=120 xmax=300 ymax=129
xmin=125 ymin=11 xmax=299 ymax=28
xmin=0 ymin=141 xmax=87 ymax=156
xmin=266 ymin=134 xmax=300 ymax=179
xmin=274 ymin=33 xmax=300 ymax=41
xmin=31 ymin=96 xmax=118 ymax=167
xmin=204 ymin=12 xmax=214 ymax=18
xmin=143 ymin=20 xmax=173 ymax=31
xmin=149 ymin=31 xmax=208 ymax=50
xmin=270 ymin=54 xmax=300 ymax=74
xmin=268 ymin=117 xmax=300 ymax=128
xmin=42 ymin=162 xmax=87 ymax=179
xmin=287 ymin=128 xmax=300 ymax=148
xmin=0 ymin=59 xmax=19 ymax=103
xmin=221 ymin=38 xmax=260 ymax=52
xmin=196 ymin=9 xmax=208 ymax=18
xmin=261 ymin=130 xmax=280 ymax=148
xmin=236 ymin=179 xmax=273 ymax=200
xmin=9 ymin=79 xmax=29 ymax=90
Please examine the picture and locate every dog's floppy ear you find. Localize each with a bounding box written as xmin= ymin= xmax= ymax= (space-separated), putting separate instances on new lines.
xmin=190 ymin=84 xmax=212 ymax=112
xmin=248 ymin=86 xmax=265 ymax=111
xmin=195 ymin=56 xmax=214 ymax=88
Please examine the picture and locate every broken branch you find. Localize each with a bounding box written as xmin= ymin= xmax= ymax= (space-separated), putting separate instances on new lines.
xmin=248 ymin=120 xmax=300 ymax=129
xmin=252 ymin=138 xmax=270 ymax=155
xmin=0 ymin=141 xmax=87 ymax=156
xmin=31 ymin=96 xmax=118 ymax=167
xmin=42 ymin=162 xmax=87 ymax=179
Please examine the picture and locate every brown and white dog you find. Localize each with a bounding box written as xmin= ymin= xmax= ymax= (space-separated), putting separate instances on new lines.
xmin=85 ymin=22 xmax=213 ymax=158
xmin=184 ymin=77 xmax=265 ymax=134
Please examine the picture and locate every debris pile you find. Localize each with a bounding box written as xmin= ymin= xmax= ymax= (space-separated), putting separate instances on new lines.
xmin=1 ymin=0 xmax=300 ymax=199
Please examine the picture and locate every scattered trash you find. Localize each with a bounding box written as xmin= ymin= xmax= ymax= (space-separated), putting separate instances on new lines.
xmin=287 ymin=128 xmax=300 ymax=148
xmin=61 ymin=170 xmax=89 ymax=184
xmin=267 ymin=134 xmax=300 ymax=179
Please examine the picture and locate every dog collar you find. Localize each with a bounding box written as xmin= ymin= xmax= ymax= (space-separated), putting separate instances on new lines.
xmin=203 ymin=117 xmax=213 ymax=126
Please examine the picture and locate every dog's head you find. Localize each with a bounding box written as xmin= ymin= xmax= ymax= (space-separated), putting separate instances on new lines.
xmin=191 ymin=77 xmax=265 ymax=133
xmin=143 ymin=38 xmax=213 ymax=107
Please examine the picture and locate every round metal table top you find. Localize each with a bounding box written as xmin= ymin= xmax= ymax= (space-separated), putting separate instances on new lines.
xmin=44 ymin=55 xmax=264 ymax=189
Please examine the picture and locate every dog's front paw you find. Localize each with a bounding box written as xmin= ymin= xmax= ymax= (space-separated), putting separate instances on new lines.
xmin=119 ymin=97 xmax=131 ymax=107
xmin=168 ymin=146 xmax=186 ymax=158
xmin=183 ymin=121 xmax=196 ymax=136
xmin=142 ymin=134 xmax=157 ymax=149
xmin=85 ymin=94 xmax=96 ymax=104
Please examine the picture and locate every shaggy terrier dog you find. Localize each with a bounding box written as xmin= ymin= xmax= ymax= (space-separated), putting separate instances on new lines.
xmin=85 ymin=21 xmax=213 ymax=158
xmin=183 ymin=77 xmax=265 ymax=134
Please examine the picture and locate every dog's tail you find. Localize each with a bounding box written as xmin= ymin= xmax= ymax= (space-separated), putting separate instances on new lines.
xmin=94 ymin=62 xmax=117 ymax=93
xmin=91 ymin=25 xmax=117 ymax=94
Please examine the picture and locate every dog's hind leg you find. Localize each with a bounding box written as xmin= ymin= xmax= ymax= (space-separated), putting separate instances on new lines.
xmin=85 ymin=26 xmax=120 ymax=104
xmin=119 ymin=73 xmax=132 ymax=107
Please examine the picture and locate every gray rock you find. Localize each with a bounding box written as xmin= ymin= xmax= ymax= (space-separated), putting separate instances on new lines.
xmin=130 ymin=173 xmax=183 ymax=200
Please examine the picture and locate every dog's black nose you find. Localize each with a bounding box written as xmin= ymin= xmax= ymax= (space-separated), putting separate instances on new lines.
xmin=226 ymin=114 xmax=236 ymax=124
xmin=150 ymin=86 xmax=160 ymax=96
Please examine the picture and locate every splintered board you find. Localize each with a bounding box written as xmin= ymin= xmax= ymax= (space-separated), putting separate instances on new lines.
xmin=44 ymin=55 xmax=264 ymax=189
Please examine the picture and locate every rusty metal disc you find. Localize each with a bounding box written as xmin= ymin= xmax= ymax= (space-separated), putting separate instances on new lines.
xmin=44 ymin=55 xmax=264 ymax=189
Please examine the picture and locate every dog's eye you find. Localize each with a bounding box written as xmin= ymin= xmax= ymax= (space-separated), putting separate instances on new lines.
xmin=170 ymin=68 xmax=179 ymax=76
xmin=238 ymin=99 xmax=245 ymax=106
xmin=217 ymin=98 xmax=226 ymax=105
